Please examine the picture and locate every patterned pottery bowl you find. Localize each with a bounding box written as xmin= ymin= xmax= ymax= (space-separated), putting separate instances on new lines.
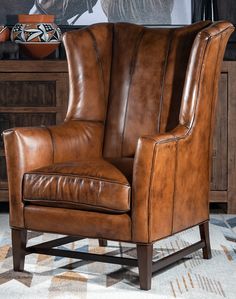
xmin=0 ymin=25 xmax=10 ymax=42
xmin=17 ymin=42 xmax=60 ymax=59
xmin=11 ymin=14 xmax=61 ymax=59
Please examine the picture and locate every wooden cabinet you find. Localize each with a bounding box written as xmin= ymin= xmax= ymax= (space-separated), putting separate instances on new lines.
xmin=0 ymin=60 xmax=236 ymax=213
xmin=0 ymin=60 xmax=68 ymax=202
xmin=210 ymin=61 xmax=236 ymax=213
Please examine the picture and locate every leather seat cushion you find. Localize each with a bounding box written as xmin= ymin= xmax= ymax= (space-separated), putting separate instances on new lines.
xmin=23 ymin=159 xmax=131 ymax=213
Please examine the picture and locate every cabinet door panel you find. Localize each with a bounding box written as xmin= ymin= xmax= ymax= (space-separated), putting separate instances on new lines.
xmin=0 ymin=156 xmax=7 ymax=181
xmin=211 ymin=73 xmax=228 ymax=191
xmin=0 ymin=81 xmax=56 ymax=107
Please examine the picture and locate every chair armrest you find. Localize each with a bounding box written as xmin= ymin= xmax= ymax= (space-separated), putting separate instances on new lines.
xmin=3 ymin=126 xmax=53 ymax=228
xmin=132 ymin=125 xmax=191 ymax=243
xmin=3 ymin=120 xmax=103 ymax=228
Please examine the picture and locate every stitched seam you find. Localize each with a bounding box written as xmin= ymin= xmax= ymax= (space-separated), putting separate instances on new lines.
xmin=102 ymin=24 xmax=114 ymax=155
xmin=200 ymin=24 xmax=234 ymax=39
xmin=147 ymin=143 xmax=157 ymax=243
xmin=86 ymin=28 xmax=106 ymax=119
xmin=23 ymin=199 xmax=129 ymax=213
xmin=183 ymin=37 xmax=210 ymax=128
xmin=141 ymin=132 xmax=179 ymax=145
xmin=24 ymin=173 xmax=130 ymax=187
xmin=70 ymin=119 xmax=104 ymax=124
xmin=127 ymin=186 xmax=131 ymax=211
xmin=158 ymin=29 xmax=175 ymax=132
xmin=171 ymin=139 xmax=178 ymax=234
xmin=121 ymin=29 xmax=144 ymax=156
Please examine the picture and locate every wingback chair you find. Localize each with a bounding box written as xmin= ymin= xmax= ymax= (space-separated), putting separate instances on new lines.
xmin=3 ymin=21 xmax=234 ymax=290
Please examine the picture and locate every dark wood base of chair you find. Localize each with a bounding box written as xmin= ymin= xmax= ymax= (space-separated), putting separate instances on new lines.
xmin=11 ymin=228 xmax=27 ymax=271
xmin=98 ymin=239 xmax=108 ymax=247
xmin=11 ymin=221 xmax=211 ymax=290
xmin=137 ymin=244 xmax=153 ymax=290
xmin=199 ymin=221 xmax=212 ymax=259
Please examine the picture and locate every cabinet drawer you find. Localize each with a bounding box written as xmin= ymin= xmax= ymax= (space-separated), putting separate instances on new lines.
xmin=0 ymin=80 xmax=56 ymax=107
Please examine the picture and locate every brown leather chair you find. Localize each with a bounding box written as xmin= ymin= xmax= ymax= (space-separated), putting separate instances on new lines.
xmin=3 ymin=21 xmax=234 ymax=290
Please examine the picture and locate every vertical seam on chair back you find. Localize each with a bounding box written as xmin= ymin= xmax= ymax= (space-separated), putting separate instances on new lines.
xmin=121 ymin=29 xmax=145 ymax=157
xmin=171 ymin=140 xmax=178 ymax=235
xmin=86 ymin=28 xmax=107 ymax=124
xmin=102 ymin=24 xmax=115 ymax=155
xmin=158 ymin=30 xmax=175 ymax=132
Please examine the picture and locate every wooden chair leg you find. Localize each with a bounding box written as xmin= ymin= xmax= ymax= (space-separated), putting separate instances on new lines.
xmin=12 ymin=228 xmax=27 ymax=271
xmin=137 ymin=244 xmax=153 ymax=290
xmin=98 ymin=239 xmax=107 ymax=247
xmin=199 ymin=221 xmax=212 ymax=259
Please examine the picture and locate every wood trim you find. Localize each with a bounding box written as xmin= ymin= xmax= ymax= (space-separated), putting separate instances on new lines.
xmin=0 ymin=107 xmax=65 ymax=113
xmin=0 ymin=72 xmax=68 ymax=81
xmin=152 ymin=240 xmax=205 ymax=273
xmin=26 ymin=246 xmax=139 ymax=267
xmin=199 ymin=222 xmax=211 ymax=259
xmin=32 ymin=236 xmax=83 ymax=249
xmin=12 ymin=229 xmax=27 ymax=271
xmin=227 ymin=61 xmax=236 ymax=213
xmin=0 ymin=60 xmax=68 ymax=73
xmin=0 ymin=190 xmax=9 ymax=202
xmin=0 ymin=181 xmax=8 ymax=189
xmin=25 ymin=239 xmax=206 ymax=270
xmin=24 ymin=225 xmax=208 ymax=291
xmin=210 ymin=191 xmax=228 ymax=203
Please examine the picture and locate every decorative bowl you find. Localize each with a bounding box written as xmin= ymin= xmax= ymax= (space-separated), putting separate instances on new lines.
xmin=0 ymin=26 xmax=10 ymax=42
xmin=11 ymin=14 xmax=61 ymax=59
xmin=17 ymin=42 xmax=60 ymax=59
xmin=18 ymin=14 xmax=55 ymax=23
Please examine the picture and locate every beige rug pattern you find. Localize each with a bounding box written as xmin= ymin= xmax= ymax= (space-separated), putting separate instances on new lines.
xmin=0 ymin=214 xmax=236 ymax=299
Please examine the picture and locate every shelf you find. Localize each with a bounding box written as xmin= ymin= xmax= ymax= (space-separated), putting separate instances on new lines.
xmin=0 ymin=60 xmax=68 ymax=73
xmin=0 ymin=107 xmax=65 ymax=113
xmin=210 ymin=191 xmax=228 ymax=203
xmin=0 ymin=189 xmax=9 ymax=202
xmin=0 ymin=181 xmax=8 ymax=189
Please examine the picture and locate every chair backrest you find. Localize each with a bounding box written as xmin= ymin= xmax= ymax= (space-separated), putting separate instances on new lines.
xmin=63 ymin=21 xmax=233 ymax=160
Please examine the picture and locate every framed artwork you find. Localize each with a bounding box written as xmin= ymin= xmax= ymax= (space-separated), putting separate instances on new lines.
xmin=0 ymin=0 xmax=192 ymax=27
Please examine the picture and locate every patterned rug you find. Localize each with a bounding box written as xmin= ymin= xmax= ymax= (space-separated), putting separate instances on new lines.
xmin=0 ymin=214 xmax=235 ymax=299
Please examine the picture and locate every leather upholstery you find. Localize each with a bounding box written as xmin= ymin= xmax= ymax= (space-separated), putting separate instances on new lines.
xmin=132 ymin=22 xmax=234 ymax=243
xmin=3 ymin=21 xmax=234 ymax=244
xmin=3 ymin=120 xmax=103 ymax=227
xmin=103 ymin=22 xmax=212 ymax=158
xmin=23 ymin=159 xmax=130 ymax=213
xmin=24 ymin=205 xmax=132 ymax=242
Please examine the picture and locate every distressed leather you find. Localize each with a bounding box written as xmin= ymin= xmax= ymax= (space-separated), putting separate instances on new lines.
xmin=24 ymin=205 xmax=132 ymax=242
xmin=3 ymin=21 xmax=234 ymax=244
xmin=23 ymin=159 xmax=130 ymax=213
xmin=132 ymin=22 xmax=234 ymax=242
